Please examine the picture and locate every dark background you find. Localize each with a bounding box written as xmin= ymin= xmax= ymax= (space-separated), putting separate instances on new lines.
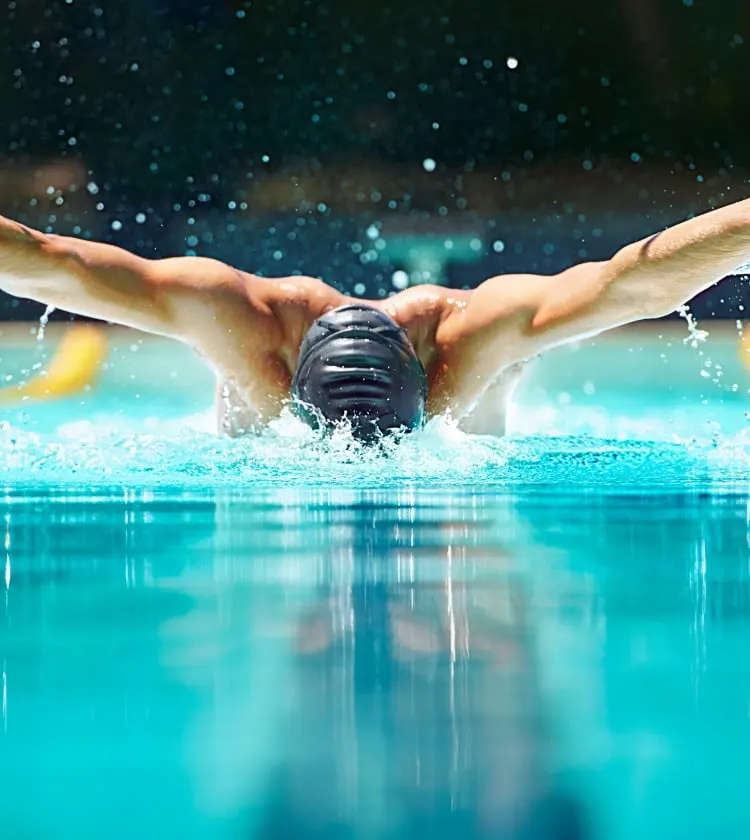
xmin=1 ymin=0 xmax=749 ymax=321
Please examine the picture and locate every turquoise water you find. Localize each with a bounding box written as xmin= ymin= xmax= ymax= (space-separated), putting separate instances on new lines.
xmin=2 ymin=487 xmax=750 ymax=839
xmin=2 ymin=328 xmax=750 ymax=838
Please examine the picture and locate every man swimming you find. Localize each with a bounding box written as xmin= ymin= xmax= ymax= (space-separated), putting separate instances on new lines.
xmin=0 ymin=197 xmax=748 ymax=439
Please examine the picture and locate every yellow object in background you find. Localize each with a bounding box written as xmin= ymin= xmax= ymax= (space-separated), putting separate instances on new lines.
xmin=740 ymin=334 xmax=750 ymax=369
xmin=0 ymin=324 xmax=108 ymax=405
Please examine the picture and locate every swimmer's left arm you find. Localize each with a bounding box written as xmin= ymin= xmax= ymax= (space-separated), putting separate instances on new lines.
xmin=447 ymin=197 xmax=750 ymax=376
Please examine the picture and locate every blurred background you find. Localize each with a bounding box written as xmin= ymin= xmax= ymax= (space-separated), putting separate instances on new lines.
xmin=1 ymin=0 xmax=748 ymax=322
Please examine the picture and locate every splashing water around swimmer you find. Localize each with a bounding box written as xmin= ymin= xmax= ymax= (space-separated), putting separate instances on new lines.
xmin=2 ymin=393 xmax=750 ymax=492
xmin=2 ymin=312 xmax=750 ymax=491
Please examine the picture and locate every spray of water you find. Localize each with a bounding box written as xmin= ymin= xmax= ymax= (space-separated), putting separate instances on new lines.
xmin=36 ymin=306 xmax=55 ymax=343
xmin=0 ymin=401 xmax=748 ymax=493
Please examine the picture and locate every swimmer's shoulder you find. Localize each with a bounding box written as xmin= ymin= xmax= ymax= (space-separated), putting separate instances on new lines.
xmin=236 ymin=273 xmax=350 ymax=349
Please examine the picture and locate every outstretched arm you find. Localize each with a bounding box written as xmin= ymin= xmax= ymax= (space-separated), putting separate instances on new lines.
xmin=0 ymin=214 xmax=270 ymax=340
xmin=441 ymin=196 xmax=750 ymax=409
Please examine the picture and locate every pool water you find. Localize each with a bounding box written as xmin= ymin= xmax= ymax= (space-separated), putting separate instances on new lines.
xmin=3 ymin=488 xmax=750 ymax=839
xmin=2 ymin=323 xmax=750 ymax=838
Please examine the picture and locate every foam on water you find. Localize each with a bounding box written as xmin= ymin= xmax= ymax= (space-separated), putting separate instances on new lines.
xmin=2 ymin=400 xmax=750 ymax=492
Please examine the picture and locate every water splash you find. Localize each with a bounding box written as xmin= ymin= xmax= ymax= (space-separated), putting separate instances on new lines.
xmin=678 ymin=304 xmax=709 ymax=347
xmin=1 ymin=405 xmax=750 ymax=493
xmin=36 ymin=306 xmax=55 ymax=342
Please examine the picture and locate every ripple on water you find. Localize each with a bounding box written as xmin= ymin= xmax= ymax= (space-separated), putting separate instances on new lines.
xmin=1 ymin=409 xmax=750 ymax=493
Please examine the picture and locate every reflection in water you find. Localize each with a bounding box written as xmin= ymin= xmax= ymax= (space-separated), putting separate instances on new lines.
xmin=235 ymin=498 xmax=584 ymax=838
xmin=3 ymin=488 xmax=750 ymax=838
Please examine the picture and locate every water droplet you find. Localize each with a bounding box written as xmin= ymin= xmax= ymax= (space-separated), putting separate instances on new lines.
xmin=392 ymin=270 xmax=409 ymax=290
xmin=37 ymin=306 xmax=55 ymax=342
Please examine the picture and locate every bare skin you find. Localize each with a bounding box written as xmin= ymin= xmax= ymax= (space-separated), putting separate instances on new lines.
xmin=1 ymin=198 xmax=749 ymax=435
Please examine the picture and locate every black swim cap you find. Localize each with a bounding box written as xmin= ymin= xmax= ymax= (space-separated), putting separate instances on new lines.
xmin=291 ymin=304 xmax=427 ymax=441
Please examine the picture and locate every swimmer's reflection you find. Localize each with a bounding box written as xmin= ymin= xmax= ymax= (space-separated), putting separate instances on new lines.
xmin=225 ymin=495 xmax=595 ymax=840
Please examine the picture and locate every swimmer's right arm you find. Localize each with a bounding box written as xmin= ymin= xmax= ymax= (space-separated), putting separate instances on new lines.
xmin=0 ymin=215 xmax=271 ymax=343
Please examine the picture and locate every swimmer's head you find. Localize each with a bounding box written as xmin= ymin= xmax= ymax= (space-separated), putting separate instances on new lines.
xmin=291 ymin=303 xmax=427 ymax=442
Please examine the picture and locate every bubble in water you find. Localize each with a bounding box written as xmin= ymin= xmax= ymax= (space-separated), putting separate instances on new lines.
xmin=506 ymin=56 xmax=519 ymax=69
xmin=422 ymin=158 xmax=437 ymax=172
xmin=111 ymin=220 xmax=123 ymax=231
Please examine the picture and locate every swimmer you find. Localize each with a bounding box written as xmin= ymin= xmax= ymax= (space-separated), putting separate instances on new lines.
xmin=0 ymin=198 xmax=748 ymax=438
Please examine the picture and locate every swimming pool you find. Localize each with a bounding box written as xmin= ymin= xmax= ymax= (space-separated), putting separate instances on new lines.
xmin=2 ymin=320 xmax=750 ymax=839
